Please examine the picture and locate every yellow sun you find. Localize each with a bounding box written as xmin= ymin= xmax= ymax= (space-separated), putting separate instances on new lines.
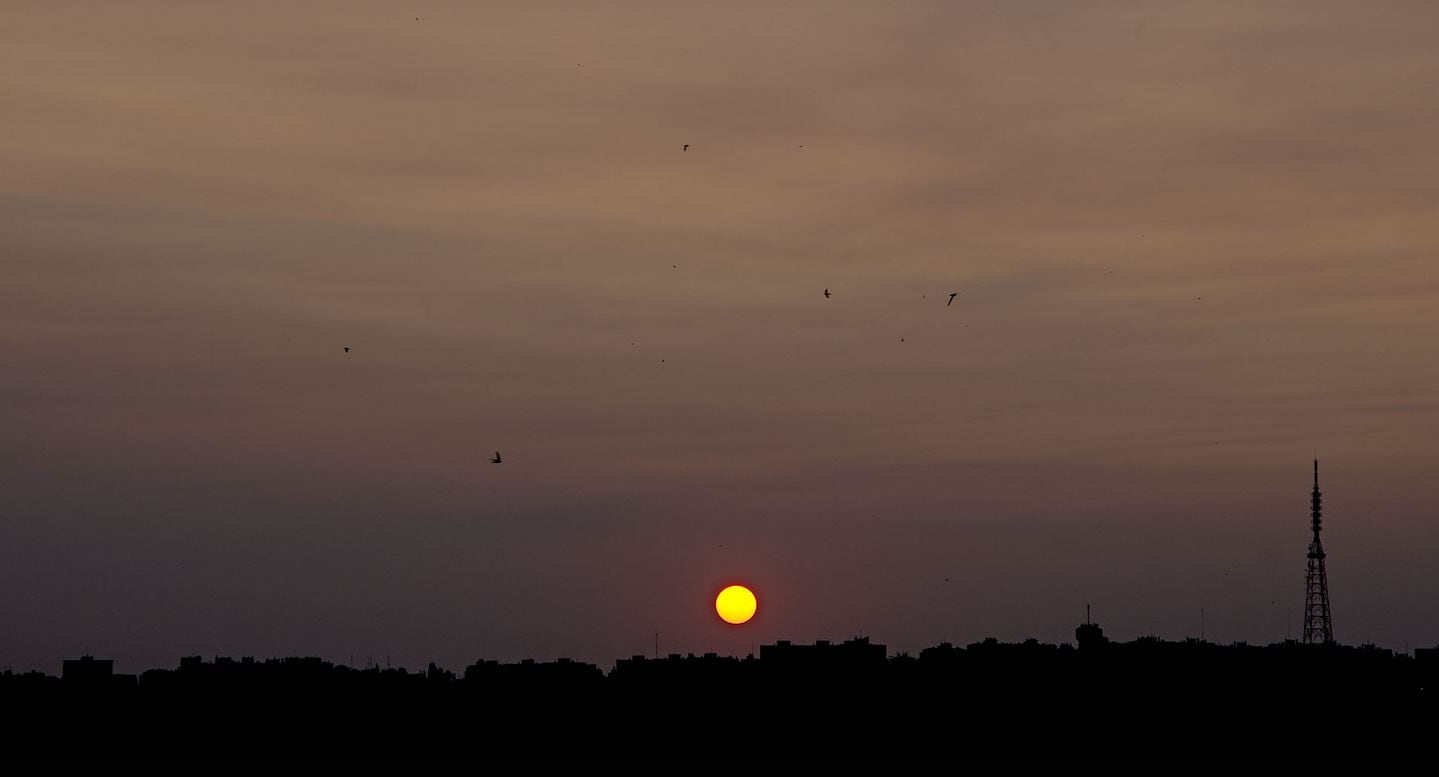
xmin=715 ymin=584 xmax=757 ymax=625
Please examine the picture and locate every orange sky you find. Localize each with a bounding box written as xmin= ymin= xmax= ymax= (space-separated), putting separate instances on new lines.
xmin=3 ymin=1 xmax=1438 ymax=671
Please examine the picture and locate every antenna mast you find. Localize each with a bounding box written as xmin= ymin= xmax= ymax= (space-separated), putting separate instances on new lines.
xmin=1302 ymin=460 xmax=1334 ymax=644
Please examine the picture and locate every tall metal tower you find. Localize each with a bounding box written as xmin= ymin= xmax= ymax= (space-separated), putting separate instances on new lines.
xmin=1303 ymin=459 xmax=1334 ymax=644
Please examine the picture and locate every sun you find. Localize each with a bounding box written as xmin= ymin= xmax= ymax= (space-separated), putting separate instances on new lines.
xmin=715 ymin=584 xmax=757 ymax=625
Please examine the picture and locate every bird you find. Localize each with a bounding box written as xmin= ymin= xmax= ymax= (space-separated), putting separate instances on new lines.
xmin=947 ymin=292 xmax=958 ymax=306
xmin=491 ymin=451 xmax=503 ymax=464
xmin=343 ymin=347 xmax=350 ymax=353
xmin=823 ymin=288 xmax=831 ymax=298
xmin=900 ymin=338 xmax=905 ymax=343
xmin=683 ymin=144 xmax=689 ymax=152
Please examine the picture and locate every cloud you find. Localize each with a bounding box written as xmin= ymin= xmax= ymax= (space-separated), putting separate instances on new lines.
xmin=3 ymin=1 xmax=1439 ymax=669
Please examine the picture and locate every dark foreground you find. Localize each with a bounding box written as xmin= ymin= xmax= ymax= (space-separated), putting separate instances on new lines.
xmin=4 ymin=631 xmax=1436 ymax=758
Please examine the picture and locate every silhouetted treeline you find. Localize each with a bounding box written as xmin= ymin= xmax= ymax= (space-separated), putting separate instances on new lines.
xmin=5 ymin=628 xmax=1438 ymax=729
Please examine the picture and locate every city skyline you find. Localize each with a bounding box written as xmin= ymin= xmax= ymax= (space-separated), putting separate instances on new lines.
xmin=4 ymin=2 xmax=1439 ymax=674
xmin=0 ymin=455 xmax=1411 ymax=673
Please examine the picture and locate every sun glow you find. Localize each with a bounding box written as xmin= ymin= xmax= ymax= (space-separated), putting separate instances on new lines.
xmin=715 ymin=585 xmax=758 ymax=625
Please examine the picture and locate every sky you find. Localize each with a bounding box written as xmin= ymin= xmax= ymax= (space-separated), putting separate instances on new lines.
xmin=3 ymin=1 xmax=1438 ymax=673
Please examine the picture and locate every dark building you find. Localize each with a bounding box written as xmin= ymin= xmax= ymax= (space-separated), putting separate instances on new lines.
xmin=62 ymin=656 xmax=113 ymax=683
xmin=61 ymin=655 xmax=136 ymax=692
xmin=1076 ymin=622 xmax=1108 ymax=650
xmin=1075 ymin=604 xmax=1108 ymax=650
xmin=760 ymin=637 xmax=886 ymax=668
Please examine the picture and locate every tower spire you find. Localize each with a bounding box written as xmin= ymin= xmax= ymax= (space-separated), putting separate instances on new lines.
xmin=1303 ymin=459 xmax=1334 ymax=644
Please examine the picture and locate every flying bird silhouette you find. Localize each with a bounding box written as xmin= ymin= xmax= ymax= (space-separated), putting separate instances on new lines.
xmin=343 ymin=347 xmax=350 ymax=353
xmin=823 ymin=288 xmax=831 ymax=298
xmin=947 ymin=292 xmax=958 ymax=306
xmin=683 ymin=144 xmax=689 ymax=151
xmin=491 ymin=451 xmax=502 ymax=464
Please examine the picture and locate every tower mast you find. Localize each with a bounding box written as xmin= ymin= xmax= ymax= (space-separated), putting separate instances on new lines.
xmin=1303 ymin=460 xmax=1334 ymax=644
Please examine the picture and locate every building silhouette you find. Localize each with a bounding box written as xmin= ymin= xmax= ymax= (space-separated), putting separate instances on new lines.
xmin=759 ymin=636 xmax=886 ymax=669
xmin=1075 ymin=606 xmax=1108 ymax=651
xmin=61 ymin=656 xmax=113 ymax=684
xmin=0 ymin=624 xmax=1430 ymax=744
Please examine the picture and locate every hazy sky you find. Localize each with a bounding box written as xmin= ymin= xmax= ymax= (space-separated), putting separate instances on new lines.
xmin=3 ymin=1 xmax=1438 ymax=673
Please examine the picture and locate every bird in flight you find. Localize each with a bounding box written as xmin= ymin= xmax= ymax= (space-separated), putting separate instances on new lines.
xmin=343 ymin=347 xmax=350 ymax=353
xmin=683 ymin=144 xmax=689 ymax=152
xmin=823 ymin=288 xmax=831 ymax=298
xmin=491 ymin=451 xmax=503 ymax=464
xmin=947 ymin=292 xmax=958 ymax=306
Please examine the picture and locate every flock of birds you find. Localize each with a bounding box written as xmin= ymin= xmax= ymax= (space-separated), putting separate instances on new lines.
xmin=340 ymin=143 xmax=968 ymax=467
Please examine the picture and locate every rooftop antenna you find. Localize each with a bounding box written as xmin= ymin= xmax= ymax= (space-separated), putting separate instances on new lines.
xmin=1201 ymin=607 xmax=1206 ymax=642
xmin=654 ymin=632 xmax=659 ymax=660
xmin=1086 ymin=604 xmax=1091 ymax=625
